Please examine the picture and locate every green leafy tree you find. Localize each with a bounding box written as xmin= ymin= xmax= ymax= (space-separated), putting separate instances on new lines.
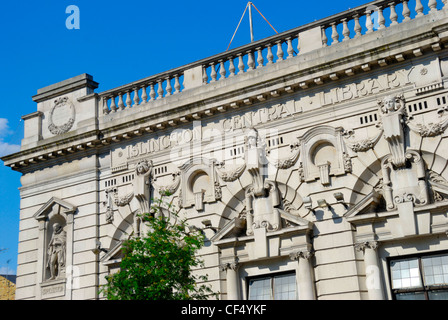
xmin=101 ymin=194 xmax=217 ymax=300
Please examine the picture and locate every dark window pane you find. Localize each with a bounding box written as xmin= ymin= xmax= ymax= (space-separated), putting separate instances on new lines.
xmin=395 ymin=292 xmax=426 ymax=300
xmin=428 ymin=290 xmax=448 ymax=300
xmin=273 ymin=273 xmax=296 ymax=300
xmin=248 ymin=278 xmax=272 ymax=300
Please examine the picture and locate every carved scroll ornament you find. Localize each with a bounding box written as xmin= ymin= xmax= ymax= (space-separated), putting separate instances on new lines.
xmin=216 ymin=162 xmax=246 ymax=182
xmin=407 ymin=108 xmax=448 ymax=137
xmin=266 ymin=142 xmax=301 ymax=169
xmin=343 ymin=125 xmax=383 ymax=153
xmin=154 ymin=172 xmax=181 ymax=195
xmin=114 ymin=192 xmax=134 ymax=207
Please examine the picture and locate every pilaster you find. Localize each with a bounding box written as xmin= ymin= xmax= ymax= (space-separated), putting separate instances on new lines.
xmin=289 ymin=250 xmax=316 ymax=300
xmin=219 ymin=259 xmax=240 ymax=300
xmin=355 ymin=241 xmax=385 ymax=300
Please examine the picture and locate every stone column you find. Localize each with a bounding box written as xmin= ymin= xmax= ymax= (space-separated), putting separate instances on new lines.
xmin=290 ymin=250 xmax=315 ymax=300
xmin=220 ymin=261 xmax=240 ymax=300
xmin=355 ymin=241 xmax=385 ymax=300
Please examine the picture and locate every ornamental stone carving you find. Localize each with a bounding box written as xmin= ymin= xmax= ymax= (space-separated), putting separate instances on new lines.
xmin=407 ymin=107 xmax=448 ymax=137
xmin=244 ymin=128 xmax=282 ymax=235
xmin=219 ymin=260 xmax=240 ymax=272
xmin=381 ymin=150 xmax=428 ymax=210
xmin=343 ymin=126 xmax=383 ymax=153
xmin=48 ymin=97 xmax=76 ymax=135
xmin=428 ymin=170 xmax=448 ymax=186
xmin=216 ymin=162 xmax=246 ymax=182
xmin=289 ymin=249 xmax=314 ymax=261
xmin=104 ymin=187 xmax=117 ymax=223
xmin=377 ymin=94 xmax=407 ymax=167
xmin=266 ymin=141 xmax=300 ymax=169
xmin=354 ymin=241 xmax=379 ymax=253
xmin=114 ymin=192 xmax=134 ymax=207
xmin=133 ymin=159 xmax=153 ymax=215
xmin=154 ymin=171 xmax=181 ymax=195
xmin=135 ymin=159 xmax=152 ymax=176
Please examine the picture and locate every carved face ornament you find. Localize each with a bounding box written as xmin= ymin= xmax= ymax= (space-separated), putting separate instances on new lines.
xmin=383 ymin=96 xmax=396 ymax=112
xmin=136 ymin=160 xmax=151 ymax=175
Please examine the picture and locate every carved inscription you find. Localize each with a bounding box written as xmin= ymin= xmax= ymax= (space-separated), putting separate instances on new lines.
xmin=111 ymin=68 xmax=412 ymax=166
xmin=41 ymin=281 xmax=66 ymax=299
xmin=318 ymin=69 xmax=412 ymax=106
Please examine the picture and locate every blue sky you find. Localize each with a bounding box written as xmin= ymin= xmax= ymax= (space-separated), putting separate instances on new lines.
xmin=0 ymin=0 xmax=376 ymax=275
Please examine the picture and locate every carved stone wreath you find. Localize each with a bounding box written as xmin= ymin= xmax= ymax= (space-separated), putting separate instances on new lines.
xmin=48 ymin=97 xmax=76 ymax=135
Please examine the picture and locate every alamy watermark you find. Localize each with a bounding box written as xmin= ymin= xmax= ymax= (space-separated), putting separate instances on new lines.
xmin=66 ymin=5 xmax=80 ymax=30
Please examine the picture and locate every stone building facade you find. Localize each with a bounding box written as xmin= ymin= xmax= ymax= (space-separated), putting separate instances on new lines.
xmin=3 ymin=0 xmax=448 ymax=300
xmin=0 ymin=275 xmax=16 ymax=300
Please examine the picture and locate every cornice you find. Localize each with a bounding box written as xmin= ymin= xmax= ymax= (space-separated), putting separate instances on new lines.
xmin=3 ymin=14 xmax=448 ymax=172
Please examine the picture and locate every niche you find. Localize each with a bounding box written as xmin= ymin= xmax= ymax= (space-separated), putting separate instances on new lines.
xmin=179 ymin=157 xmax=220 ymax=211
xmin=299 ymin=126 xmax=349 ymax=185
xmin=190 ymin=170 xmax=211 ymax=211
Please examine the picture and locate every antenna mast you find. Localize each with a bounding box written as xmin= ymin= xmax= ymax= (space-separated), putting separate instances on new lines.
xmin=226 ymin=2 xmax=278 ymax=51
xmin=248 ymin=2 xmax=254 ymax=42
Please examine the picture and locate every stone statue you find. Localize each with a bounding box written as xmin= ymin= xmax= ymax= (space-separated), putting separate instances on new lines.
xmin=133 ymin=159 xmax=153 ymax=214
xmin=244 ymin=128 xmax=281 ymax=235
xmin=47 ymin=223 xmax=67 ymax=280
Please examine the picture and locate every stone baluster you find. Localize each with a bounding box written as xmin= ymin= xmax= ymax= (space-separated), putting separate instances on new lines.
xmin=210 ymin=62 xmax=217 ymax=82
xmin=228 ymin=57 xmax=236 ymax=76
xmin=256 ymin=47 xmax=264 ymax=68
xmin=286 ymin=37 xmax=294 ymax=58
xmin=133 ymin=88 xmax=140 ymax=106
xmin=341 ymin=19 xmax=350 ymax=41
xmin=141 ymin=85 xmax=148 ymax=103
xmin=102 ymin=96 xmax=110 ymax=114
xmin=237 ymin=53 xmax=245 ymax=74
xmin=428 ymin=0 xmax=438 ymax=12
xmin=353 ymin=14 xmax=362 ymax=38
xmin=402 ymin=0 xmax=411 ymax=21
xmin=276 ymin=40 xmax=284 ymax=61
xmin=110 ymin=96 xmax=117 ymax=112
xmin=220 ymin=260 xmax=240 ymax=300
xmin=165 ymin=77 xmax=172 ymax=96
xmin=202 ymin=65 xmax=209 ymax=84
xmin=377 ymin=6 xmax=386 ymax=29
xmin=415 ymin=0 xmax=424 ymax=17
xmin=330 ymin=22 xmax=339 ymax=44
xmin=266 ymin=44 xmax=274 ymax=64
xmin=321 ymin=26 xmax=328 ymax=46
xmin=365 ymin=9 xmax=374 ymax=33
xmin=247 ymin=50 xmax=255 ymax=71
xmin=125 ymin=91 xmax=132 ymax=108
xmin=389 ymin=2 xmax=398 ymax=25
xmin=289 ymin=250 xmax=316 ymax=300
xmin=149 ymin=83 xmax=156 ymax=101
xmin=219 ymin=59 xmax=227 ymax=79
xmin=118 ymin=93 xmax=125 ymax=110
xmin=157 ymin=79 xmax=164 ymax=99
xmin=173 ymin=74 xmax=181 ymax=94
xmin=355 ymin=241 xmax=385 ymax=300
